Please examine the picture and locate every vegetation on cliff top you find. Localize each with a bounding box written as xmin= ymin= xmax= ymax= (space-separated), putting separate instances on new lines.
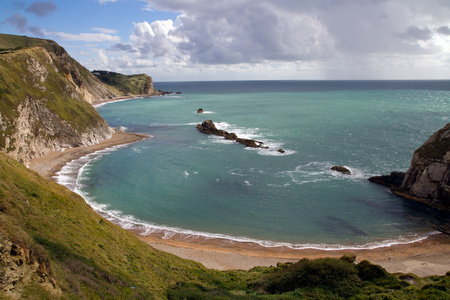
xmin=1 ymin=153 xmax=449 ymax=299
xmin=92 ymin=70 xmax=157 ymax=96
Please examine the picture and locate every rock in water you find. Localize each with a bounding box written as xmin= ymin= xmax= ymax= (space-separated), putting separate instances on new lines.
xmin=196 ymin=120 xmax=268 ymax=149
xmin=197 ymin=108 xmax=204 ymax=113
xmin=368 ymin=123 xmax=450 ymax=210
xmin=400 ymin=123 xmax=450 ymax=207
xmin=368 ymin=172 xmax=405 ymax=188
xmin=331 ymin=166 xmax=352 ymax=175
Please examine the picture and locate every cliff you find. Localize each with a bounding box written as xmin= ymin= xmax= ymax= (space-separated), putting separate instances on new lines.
xmin=369 ymin=123 xmax=450 ymax=210
xmin=92 ymin=70 xmax=160 ymax=96
xmin=0 ymin=34 xmax=121 ymax=162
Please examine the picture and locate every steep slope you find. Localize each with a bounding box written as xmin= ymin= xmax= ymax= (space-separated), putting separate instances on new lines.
xmin=0 ymin=153 xmax=210 ymax=299
xmin=0 ymin=34 xmax=120 ymax=103
xmin=0 ymin=34 xmax=121 ymax=162
xmin=369 ymin=123 xmax=450 ymax=210
xmin=400 ymin=123 xmax=450 ymax=207
xmin=92 ymin=70 xmax=160 ymax=96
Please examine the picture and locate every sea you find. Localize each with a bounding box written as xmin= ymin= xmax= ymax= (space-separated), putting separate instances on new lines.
xmin=56 ymin=80 xmax=450 ymax=250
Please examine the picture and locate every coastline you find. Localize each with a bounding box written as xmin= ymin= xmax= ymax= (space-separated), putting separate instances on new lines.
xmin=138 ymin=233 xmax=450 ymax=276
xmin=27 ymin=132 xmax=148 ymax=180
xmin=27 ymin=129 xmax=450 ymax=277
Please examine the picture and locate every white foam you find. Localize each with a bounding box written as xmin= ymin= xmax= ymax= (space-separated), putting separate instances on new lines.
xmin=54 ymin=143 xmax=439 ymax=252
xmin=278 ymin=162 xmax=371 ymax=185
xmin=195 ymin=111 xmax=215 ymax=114
xmin=206 ymin=121 xmax=295 ymax=156
xmin=93 ymin=97 xmax=136 ymax=108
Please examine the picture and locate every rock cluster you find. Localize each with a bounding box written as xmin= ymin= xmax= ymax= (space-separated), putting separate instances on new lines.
xmin=368 ymin=123 xmax=450 ymax=210
xmin=196 ymin=120 xmax=268 ymax=148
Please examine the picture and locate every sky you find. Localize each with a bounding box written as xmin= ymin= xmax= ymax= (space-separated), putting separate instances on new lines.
xmin=1 ymin=0 xmax=449 ymax=81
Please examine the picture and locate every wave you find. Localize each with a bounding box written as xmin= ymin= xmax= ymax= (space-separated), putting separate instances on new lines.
xmin=278 ymin=161 xmax=372 ymax=185
xmin=54 ymin=147 xmax=437 ymax=252
xmin=93 ymin=97 xmax=137 ymax=108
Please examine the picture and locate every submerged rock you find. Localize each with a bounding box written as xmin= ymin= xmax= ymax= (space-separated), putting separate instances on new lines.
xmin=331 ymin=166 xmax=352 ymax=175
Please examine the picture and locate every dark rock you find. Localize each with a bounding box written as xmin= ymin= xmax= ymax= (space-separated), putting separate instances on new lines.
xmin=331 ymin=166 xmax=351 ymax=175
xmin=176 ymin=91 xmax=182 ymax=94
xmin=196 ymin=120 xmax=268 ymax=148
xmin=368 ymin=123 xmax=450 ymax=210
xmin=277 ymin=148 xmax=285 ymax=154
xmin=368 ymin=172 xmax=405 ymax=188
xmin=197 ymin=108 xmax=204 ymax=113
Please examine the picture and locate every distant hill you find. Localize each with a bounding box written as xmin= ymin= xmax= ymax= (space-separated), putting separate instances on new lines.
xmin=93 ymin=70 xmax=160 ymax=96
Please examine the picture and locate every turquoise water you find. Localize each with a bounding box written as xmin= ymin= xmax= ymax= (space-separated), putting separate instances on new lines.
xmin=57 ymin=81 xmax=450 ymax=249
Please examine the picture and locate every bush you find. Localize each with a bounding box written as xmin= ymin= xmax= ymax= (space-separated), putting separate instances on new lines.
xmin=252 ymin=257 xmax=359 ymax=296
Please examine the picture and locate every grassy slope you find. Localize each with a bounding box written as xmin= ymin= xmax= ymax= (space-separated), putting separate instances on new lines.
xmin=1 ymin=153 xmax=449 ymax=299
xmin=0 ymin=153 xmax=212 ymax=299
xmin=0 ymin=34 xmax=52 ymax=52
xmin=92 ymin=70 xmax=155 ymax=95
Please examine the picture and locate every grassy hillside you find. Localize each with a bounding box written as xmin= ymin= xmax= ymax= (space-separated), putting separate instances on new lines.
xmin=0 ymin=153 xmax=214 ymax=298
xmin=0 ymin=34 xmax=120 ymax=161
xmin=1 ymin=153 xmax=449 ymax=299
xmin=92 ymin=70 xmax=158 ymax=96
xmin=0 ymin=34 xmax=55 ymax=53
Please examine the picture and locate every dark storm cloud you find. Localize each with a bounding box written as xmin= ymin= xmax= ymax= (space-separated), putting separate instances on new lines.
xmin=139 ymin=0 xmax=449 ymax=65
xmin=26 ymin=0 xmax=57 ymax=17
xmin=396 ymin=26 xmax=433 ymax=41
xmin=437 ymin=25 xmax=450 ymax=36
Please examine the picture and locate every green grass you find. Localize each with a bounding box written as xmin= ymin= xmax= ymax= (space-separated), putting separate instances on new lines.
xmin=1 ymin=153 xmax=449 ymax=299
xmin=92 ymin=70 xmax=155 ymax=95
xmin=0 ymin=39 xmax=111 ymax=155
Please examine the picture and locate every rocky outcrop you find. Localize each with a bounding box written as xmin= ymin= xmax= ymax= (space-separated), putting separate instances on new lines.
xmin=369 ymin=123 xmax=450 ymax=210
xmin=196 ymin=120 xmax=268 ymax=148
xmin=0 ymin=233 xmax=61 ymax=298
xmin=197 ymin=108 xmax=204 ymax=113
xmin=0 ymin=36 xmax=116 ymax=162
xmin=331 ymin=166 xmax=352 ymax=175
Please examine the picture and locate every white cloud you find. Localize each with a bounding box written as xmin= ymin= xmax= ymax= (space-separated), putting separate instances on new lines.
xmin=95 ymin=0 xmax=118 ymax=4
xmin=92 ymin=27 xmax=118 ymax=34
xmin=100 ymin=0 xmax=450 ymax=79
xmin=46 ymin=31 xmax=121 ymax=42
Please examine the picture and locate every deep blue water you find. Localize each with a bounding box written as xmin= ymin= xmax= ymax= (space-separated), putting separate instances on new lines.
xmin=57 ymin=80 xmax=450 ymax=249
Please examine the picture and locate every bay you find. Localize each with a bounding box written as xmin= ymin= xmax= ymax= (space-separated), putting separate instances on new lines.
xmin=58 ymin=80 xmax=450 ymax=249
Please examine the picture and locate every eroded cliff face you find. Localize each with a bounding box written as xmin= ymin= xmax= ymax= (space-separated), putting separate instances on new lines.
xmin=400 ymin=123 xmax=450 ymax=207
xmin=369 ymin=123 xmax=450 ymax=210
xmin=0 ymin=45 xmax=116 ymax=162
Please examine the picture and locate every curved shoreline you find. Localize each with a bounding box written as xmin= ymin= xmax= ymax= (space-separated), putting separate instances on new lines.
xmin=27 ymin=131 xmax=450 ymax=276
xmin=27 ymin=132 xmax=148 ymax=180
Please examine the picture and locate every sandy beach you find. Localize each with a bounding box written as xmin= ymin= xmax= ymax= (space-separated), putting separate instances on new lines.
xmin=27 ymin=128 xmax=450 ymax=277
xmin=28 ymin=132 xmax=148 ymax=180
